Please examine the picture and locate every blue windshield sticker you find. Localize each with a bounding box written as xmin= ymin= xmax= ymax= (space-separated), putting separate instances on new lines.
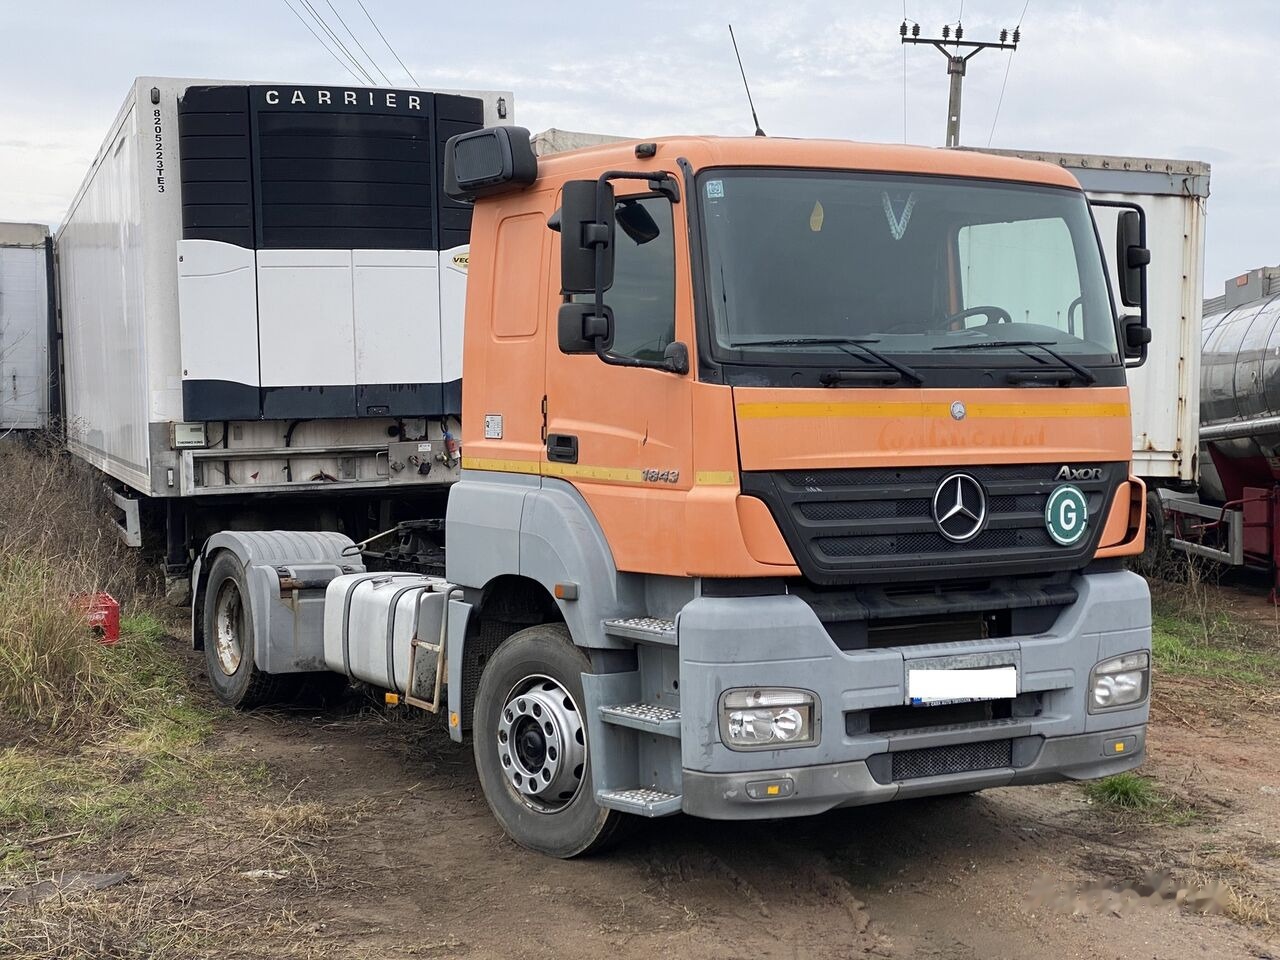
xmin=705 ymin=179 xmax=725 ymax=199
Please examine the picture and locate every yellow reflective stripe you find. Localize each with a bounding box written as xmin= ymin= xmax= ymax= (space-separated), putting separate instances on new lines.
xmin=695 ymin=470 xmax=737 ymax=486
xmin=461 ymin=456 xmax=540 ymax=474
xmin=462 ymin=457 xmax=737 ymax=486
xmin=545 ymin=462 xmax=645 ymax=483
xmin=736 ymin=401 xmax=1130 ymax=420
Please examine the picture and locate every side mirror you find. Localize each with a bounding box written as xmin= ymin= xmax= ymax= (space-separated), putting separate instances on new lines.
xmin=560 ymin=180 xmax=615 ymax=295
xmin=1121 ymin=314 xmax=1151 ymax=364
xmin=1116 ymin=209 xmax=1149 ymax=309
xmin=443 ymin=126 xmax=537 ymax=201
xmin=558 ymin=302 xmax=614 ymax=354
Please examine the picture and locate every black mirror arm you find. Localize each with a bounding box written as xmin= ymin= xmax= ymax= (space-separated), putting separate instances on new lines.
xmin=591 ymin=338 xmax=690 ymax=375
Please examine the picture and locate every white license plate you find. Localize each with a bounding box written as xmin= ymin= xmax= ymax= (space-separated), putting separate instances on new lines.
xmin=907 ymin=666 xmax=1017 ymax=705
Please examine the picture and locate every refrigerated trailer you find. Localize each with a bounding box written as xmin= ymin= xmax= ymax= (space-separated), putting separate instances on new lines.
xmin=55 ymin=77 xmax=511 ymax=587
xmin=193 ymin=129 xmax=1157 ymax=858
xmin=0 ymin=222 xmax=55 ymax=433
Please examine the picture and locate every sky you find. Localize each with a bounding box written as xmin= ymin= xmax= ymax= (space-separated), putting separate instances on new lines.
xmin=1 ymin=0 xmax=1275 ymax=291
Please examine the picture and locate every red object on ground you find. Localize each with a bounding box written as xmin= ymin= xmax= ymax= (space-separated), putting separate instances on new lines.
xmin=82 ymin=593 xmax=121 ymax=645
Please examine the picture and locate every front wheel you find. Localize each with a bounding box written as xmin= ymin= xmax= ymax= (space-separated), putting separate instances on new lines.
xmin=472 ymin=623 xmax=627 ymax=858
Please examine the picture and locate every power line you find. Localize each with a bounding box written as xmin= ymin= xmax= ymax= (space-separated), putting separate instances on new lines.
xmin=357 ymin=0 xmax=419 ymax=86
xmin=987 ymin=0 xmax=1032 ymax=145
xmin=325 ymin=0 xmax=392 ymax=85
xmin=303 ymin=0 xmax=375 ymax=84
xmin=987 ymin=52 xmax=1014 ymax=145
xmin=299 ymin=0 xmax=375 ymax=84
xmin=281 ymin=0 xmax=364 ymax=84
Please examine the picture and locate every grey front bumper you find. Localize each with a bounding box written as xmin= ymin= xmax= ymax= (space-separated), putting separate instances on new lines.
xmin=682 ymin=725 xmax=1146 ymax=820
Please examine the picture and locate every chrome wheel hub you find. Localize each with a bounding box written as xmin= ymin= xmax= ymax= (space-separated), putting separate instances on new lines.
xmin=497 ymin=676 xmax=586 ymax=811
xmin=212 ymin=580 xmax=244 ymax=676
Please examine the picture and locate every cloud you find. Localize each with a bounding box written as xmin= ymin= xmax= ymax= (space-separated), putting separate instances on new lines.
xmin=1 ymin=0 xmax=1275 ymax=281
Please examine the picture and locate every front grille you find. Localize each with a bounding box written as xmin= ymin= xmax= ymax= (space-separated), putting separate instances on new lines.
xmin=890 ymin=739 xmax=1013 ymax=780
xmin=741 ymin=462 xmax=1124 ymax=584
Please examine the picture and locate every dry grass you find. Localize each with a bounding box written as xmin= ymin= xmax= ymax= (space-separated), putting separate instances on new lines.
xmin=1187 ymin=844 xmax=1278 ymax=929
xmin=0 ymin=437 xmax=148 ymax=733
xmin=1147 ymin=558 xmax=1280 ymax=719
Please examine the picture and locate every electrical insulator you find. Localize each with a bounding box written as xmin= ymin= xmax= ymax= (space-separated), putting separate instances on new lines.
xmin=1013 ymin=27 xmax=1021 ymax=43
xmin=900 ymin=21 xmax=907 ymax=36
xmin=955 ymin=23 xmax=963 ymax=39
xmin=912 ymin=23 xmax=920 ymax=36
xmin=941 ymin=24 xmax=950 ymax=38
xmin=1000 ymin=28 xmax=1008 ymax=42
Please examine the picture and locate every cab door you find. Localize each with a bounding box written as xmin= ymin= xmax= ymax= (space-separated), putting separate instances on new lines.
xmin=543 ymin=185 xmax=695 ymax=576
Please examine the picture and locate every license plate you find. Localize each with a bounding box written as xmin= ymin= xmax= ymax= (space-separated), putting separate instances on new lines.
xmin=907 ymin=666 xmax=1017 ymax=705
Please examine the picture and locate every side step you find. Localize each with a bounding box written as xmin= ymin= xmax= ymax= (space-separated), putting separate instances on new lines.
xmin=603 ymin=616 xmax=676 ymax=646
xmin=599 ymin=702 xmax=680 ymax=737
xmin=597 ymin=787 xmax=683 ymax=817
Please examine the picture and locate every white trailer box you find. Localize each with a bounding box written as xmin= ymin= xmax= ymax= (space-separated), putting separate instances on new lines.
xmin=57 ymin=77 xmax=511 ymax=500
xmin=979 ymin=150 xmax=1210 ymax=486
xmin=0 ymin=222 xmax=53 ymax=432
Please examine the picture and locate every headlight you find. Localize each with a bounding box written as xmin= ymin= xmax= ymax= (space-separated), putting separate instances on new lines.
xmin=720 ymin=688 xmax=818 ymax=749
xmin=1088 ymin=651 xmax=1150 ymax=713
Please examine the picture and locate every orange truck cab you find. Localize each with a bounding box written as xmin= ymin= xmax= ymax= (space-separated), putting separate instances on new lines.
xmin=194 ymin=126 xmax=1154 ymax=859
xmin=444 ymin=128 xmax=1151 ymax=855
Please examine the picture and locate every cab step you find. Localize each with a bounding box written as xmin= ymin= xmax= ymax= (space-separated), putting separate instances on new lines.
xmin=597 ymin=786 xmax=683 ymax=817
xmin=599 ymin=702 xmax=681 ymax=736
xmin=603 ymin=616 xmax=676 ymax=646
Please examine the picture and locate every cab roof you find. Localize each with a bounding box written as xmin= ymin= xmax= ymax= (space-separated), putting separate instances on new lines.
xmin=534 ymin=136 xmax=1082 ymax=191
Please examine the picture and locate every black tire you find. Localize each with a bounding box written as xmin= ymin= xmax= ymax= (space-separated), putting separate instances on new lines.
xmin=1136 ymin=488 xmax=1167 ymax=576
xmin=202 ymin=552 xmax=296 ymax=708
xmin=472 ymin=623 xmax=627 ymax=858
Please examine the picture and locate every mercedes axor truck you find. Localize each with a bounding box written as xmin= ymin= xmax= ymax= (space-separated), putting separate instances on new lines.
xmin=192 ymin=128 xmax=1154 ymax=857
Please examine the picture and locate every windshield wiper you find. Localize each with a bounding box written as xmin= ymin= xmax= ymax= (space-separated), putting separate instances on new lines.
xmin=932 ymin=339 xmax=1096 ymax=386
xmin=740 ymin=337 xmax=923 ymax=385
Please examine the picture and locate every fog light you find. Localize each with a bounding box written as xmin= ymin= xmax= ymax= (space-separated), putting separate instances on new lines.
xmin=1088 ymin=651 xmax=1150 ymax=713
xmin=720 ymin=688 xmax=817 ymax=750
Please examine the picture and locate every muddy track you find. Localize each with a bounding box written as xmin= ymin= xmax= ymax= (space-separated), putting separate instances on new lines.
xmin=211 ymin=677 xmax=1278 ymax=960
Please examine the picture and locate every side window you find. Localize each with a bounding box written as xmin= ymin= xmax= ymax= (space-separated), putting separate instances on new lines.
xmin=958 ymin=217 xmax=1083 ymax=335
xmin=581 ymin=195 xmax=675 ymax=362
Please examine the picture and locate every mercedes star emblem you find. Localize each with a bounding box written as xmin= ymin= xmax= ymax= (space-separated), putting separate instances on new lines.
xmin=932 ymin=473 xmax=987 ymax=542
xmin=950 ymin=400 xmax=966 ymax=421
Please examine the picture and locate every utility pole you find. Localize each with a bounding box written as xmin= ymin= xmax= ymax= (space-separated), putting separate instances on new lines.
xmin=900 ymin=21 xmax=1019 ymax=147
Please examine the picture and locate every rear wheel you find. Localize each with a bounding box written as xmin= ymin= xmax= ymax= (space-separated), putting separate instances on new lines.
xmin=472 ymin=623 xmax=627 ymax=858
xmin=1136 ymin=488 xmax=1168 ymax=576
xmin=202 ymin=552 xmax=296 ymax=708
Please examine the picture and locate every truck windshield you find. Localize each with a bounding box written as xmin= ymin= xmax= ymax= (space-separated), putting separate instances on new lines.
xmin=699 ymin=170 xmax=1118 ymax=373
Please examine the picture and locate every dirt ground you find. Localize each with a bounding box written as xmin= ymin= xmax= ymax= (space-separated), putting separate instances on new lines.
xmin=176 ymin=629 xmax=1279 ymax=960
xmin=6 ymin=611 xmax=1280 ymax=960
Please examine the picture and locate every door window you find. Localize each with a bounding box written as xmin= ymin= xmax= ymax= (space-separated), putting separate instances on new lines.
xmin=574 ymin=195 xmax=675 ymax=362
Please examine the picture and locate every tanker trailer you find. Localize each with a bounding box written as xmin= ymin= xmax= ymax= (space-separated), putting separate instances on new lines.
xmin=1164 ymin=266 xmax=1280 ymax=595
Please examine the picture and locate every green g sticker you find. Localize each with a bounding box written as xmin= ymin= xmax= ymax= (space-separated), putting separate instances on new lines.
xmin=1045 ymin=485 xmax=1089 ymax=546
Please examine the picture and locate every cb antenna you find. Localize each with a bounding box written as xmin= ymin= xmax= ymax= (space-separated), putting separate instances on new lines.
xmin=728 ymin=24 xmax=765 ymax=137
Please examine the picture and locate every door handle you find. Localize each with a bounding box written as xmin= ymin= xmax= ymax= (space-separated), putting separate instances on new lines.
xmin=547 ymin=434 xmax=578 ymax=464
